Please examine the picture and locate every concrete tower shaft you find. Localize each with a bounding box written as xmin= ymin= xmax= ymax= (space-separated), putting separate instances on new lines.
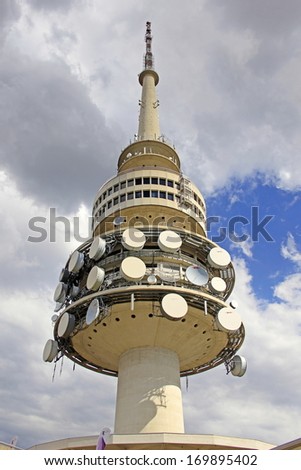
xmin=138 ymin=69 xmax=160 ymax=141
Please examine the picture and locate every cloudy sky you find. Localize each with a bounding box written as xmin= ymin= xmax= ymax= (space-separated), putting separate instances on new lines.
xmin=1 ymin=0 xmax=301 ymax=449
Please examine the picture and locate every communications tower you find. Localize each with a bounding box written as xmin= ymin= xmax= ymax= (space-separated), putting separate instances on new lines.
xmin=43 ymin=22 xmax=246 ymax=450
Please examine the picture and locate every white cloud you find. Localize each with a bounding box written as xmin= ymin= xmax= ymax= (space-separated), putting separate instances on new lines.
xmin=231 ymin=239 xmax=254 ymax=258
xmin=281 ymin=232 xmax=301 ymax=268
xmin=274 ymin=272 xmax=301 ymax=306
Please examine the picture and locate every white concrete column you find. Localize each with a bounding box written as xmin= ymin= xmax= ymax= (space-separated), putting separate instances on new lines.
xmin=114 ymin=347 xmax=184 ymax=434
xmin=138 ymin=72 xmax=161 ymax=140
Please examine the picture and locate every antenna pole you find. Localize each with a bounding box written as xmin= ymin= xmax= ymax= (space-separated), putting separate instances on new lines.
xmin=144 ymin=21 xmax=154 ymax=70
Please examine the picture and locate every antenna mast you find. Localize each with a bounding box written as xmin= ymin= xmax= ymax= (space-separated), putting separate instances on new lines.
xmin=144 ymin=21 xmax=154 ymax=70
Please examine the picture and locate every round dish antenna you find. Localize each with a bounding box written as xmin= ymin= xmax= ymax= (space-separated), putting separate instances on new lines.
xmin=147 ymin=274 xmax=157 ymax=285
xmin=68 ymin=251 xmax=85 ymax=273
xmin=120 ymin=257 xmax=146 ymax=281
xmin=70 ymin=284 xmax=80 ymax=297
xmin=86 ymin=298 xmax=100 ymax=325
xmin=53 ymin=282 xmax=67 ymax=303
xmin=209 ymin=277 xmax=227 ymax=293
xmin=121 ymin=228 xmax=146 ymax=251
xmin=186 ymin=265 xmax=208 ymax=286
xmin=161 ymin=293 xmax=188 ymax=321
xmin=208 ymin=247 xmax=231 ymax=269
xmin=158 ymin=230 xmax=182 ymax=253
xmin=89 ymin=236 xmax=106 ymax=261
xmin=57 ymin=312 xmax=76 ymax=338
xmin=230 ymin=355 xmax=247 ymax=377
xmin=59 ymin=268 xmax=69 ymax=283
xmin=216 ymin=306 xmax=241 ymax=332
xmin=54 ymin=302 xmax=64 ymax=312
xmin=86 ymin=266 xmax=105 ymax=291
xmin=43 ymin=339 xmax=58 ymax=362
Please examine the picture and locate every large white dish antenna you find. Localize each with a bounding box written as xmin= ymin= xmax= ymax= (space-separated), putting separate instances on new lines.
xmin=216 ymin=306 xmax=241 ymax=332
xmin=208 ymin=247 xmax=231 ymax=269
xmin=53 ymin=282 xmax=67 ymax=303
xmin=186 ymin=265 xmax=208 ymax=286
xmin=86 ymin=298 xmax=100 ymax=325
xmin=86 ymin=266 xmax=105 ymax=291
xmin=161 ymin=293 xmax=188 ymax=321
xmin=121 ymin=228 xmax=146 ymax=251
xmin=209 ymin=277 xmax=227 ymax=293
xmin=231 ymin=355 xmax=247 ymax=377
xmin=89 ymin=236 xmax=106 ymax=261
xmin=158 ymin=230 xmax=182 ymax=253
xmin=43 ymin=339 xmax=58 ymax=362
xmin=120 ymin=257 xmax=146 ymax=281
xmin=57 ymin=312 xmax=76 ymax=338
xmin=68 ymin=251 xmax=85 ymax=273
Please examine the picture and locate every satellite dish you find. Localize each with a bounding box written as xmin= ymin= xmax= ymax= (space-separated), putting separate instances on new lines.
xmin=86 ymin=266 xmax=105 ymax=291
xmin=120 ymin=257 xmax=146 ymax=281
xmin=89 ymin=236 xmax=106 ymax=261
xmin=69 ymin=284 xmax=80 ymax=298
xmin=186 ymin=265 xmax=208 ymax=286
xmin=113 ymin=216 xmax=126 ymax=226
xmin=53 ymin=282 xmax=67 ymax=303
xmin=68 ymin=251 xmax=85 ymax=273
xmin=230 ymin=300 xmax=238 ymax=309
xmin=57 ymin=312 xmax=76 ymax=338
xmin=231 ymin=355 xmax=247 ymax=377
xmin=216 ymin=306 xmax=241 ymax=332
xmin=147 ymin=274 xmax=157 ymax=285
xmin=54 ymin=302 xmax=63 ymax=312
xmin=208 ymin=247 xmax=231 ymax=269
xmin=59 ymin=268 xmax=69 ymax=283
xmin=51 ymin=314 xmax=58 ymax=323
xmin=86 ymin=298 xmax=100 ymax=325
xmin=209 ymin=277 xmax=227 ymax=293
xmin=158 ymin=230 xmax=182 ymax=253
xmin=161 ymin=293 xmax=188 ymax=321
xmin=121 ymin=228 xmax=146 ymax=251
xmin=43 ymin=339 xmax=58 ymax=362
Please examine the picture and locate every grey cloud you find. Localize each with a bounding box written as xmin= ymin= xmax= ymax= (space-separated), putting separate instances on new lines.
xmin=0 ymin=0 xmax=21 ymax=45
xmin=0 ymin=341 xmax=116 ymax=448
xmin=208 ymin=0 xmax=301 ymax=37
xmin=0 ymin=51 xmax=124 ymax=212
xmin=26 ymin=0 xmax=80 ymax=12
xmin=205 ymin=44 xmax=301 ymax=134
xmin=0 ymin=0 xmax=21 ymax=28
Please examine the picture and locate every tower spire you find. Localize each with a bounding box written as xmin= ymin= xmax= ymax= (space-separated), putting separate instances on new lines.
xmin=144 ymin=21 xmax=154 ymax=70
xmin=137 ymin=21 xmax=161 ymax=141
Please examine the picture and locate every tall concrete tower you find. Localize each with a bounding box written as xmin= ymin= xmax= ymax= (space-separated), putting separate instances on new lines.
xmin=43 ymin=22 xmax=246 ymax=450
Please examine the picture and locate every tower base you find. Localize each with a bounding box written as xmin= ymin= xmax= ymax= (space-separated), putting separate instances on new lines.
xmin=106 ymin=433 xmax=274 ymax=450
xmin=28 ymin=433 xmax=276 ymax=450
